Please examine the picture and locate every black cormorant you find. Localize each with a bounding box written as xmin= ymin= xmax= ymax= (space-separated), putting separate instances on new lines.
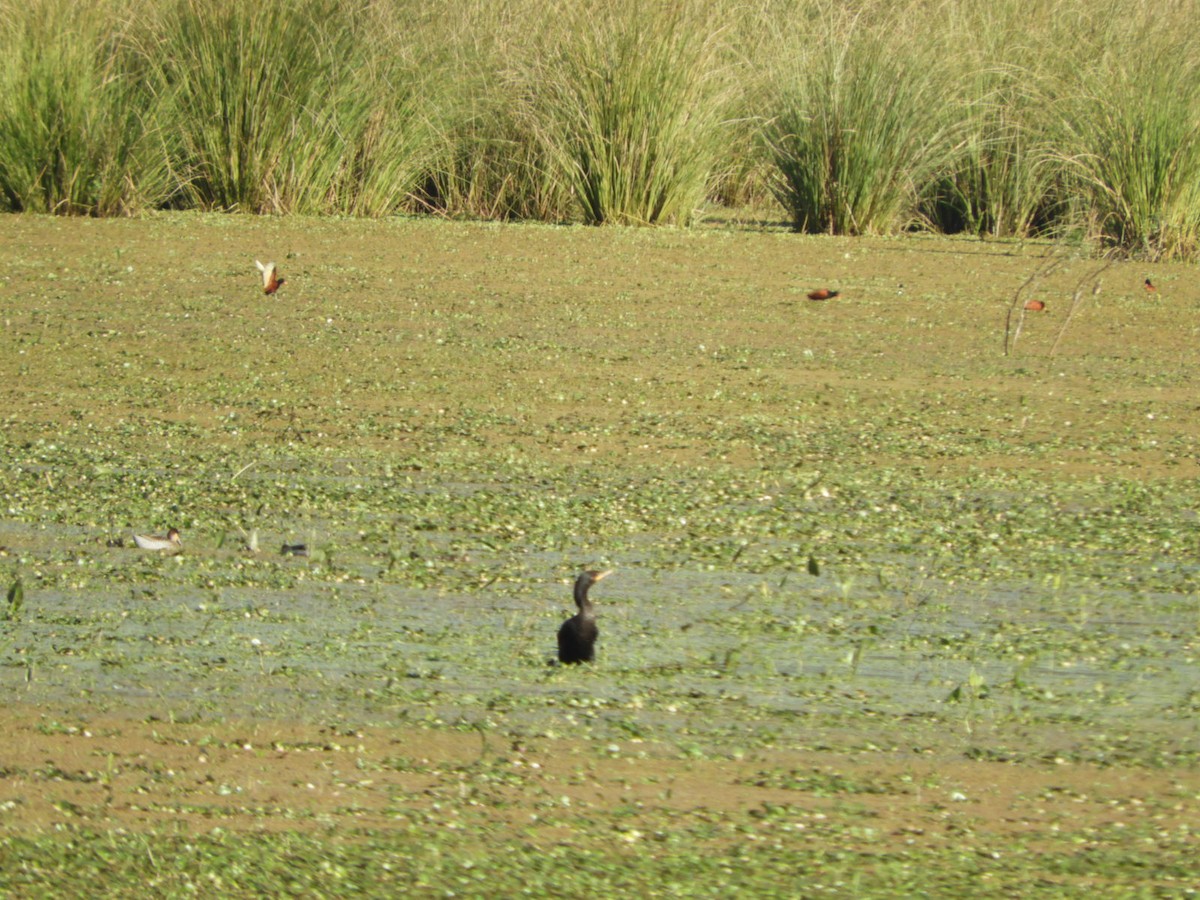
xmin=557 ymin=570 xmax=612 ymax=664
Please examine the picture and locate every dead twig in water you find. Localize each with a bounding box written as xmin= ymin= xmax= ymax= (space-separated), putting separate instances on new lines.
xmin=231 ymin=460 xmax=258 ymax=482
xmin=1005 ymin=253 xmax=1067 ymax=356
xmin=1048 ymin=257 xmax=1116 ymax=358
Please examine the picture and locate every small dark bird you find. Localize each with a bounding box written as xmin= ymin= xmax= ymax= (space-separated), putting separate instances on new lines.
xmin=557 ymin=569 xmax=612 ymax=664
xmin=255 ymin=259 xmax=285 ymax=295
xmin=1144 ymin=278 xmax=1157 ymax=293
xmin=1024 ymin=298 xmax=1046 ymax=311
xmin=807 ymin=288 xmax=840 ymax=301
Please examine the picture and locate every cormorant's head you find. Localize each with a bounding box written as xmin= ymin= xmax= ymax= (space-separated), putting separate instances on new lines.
xmin=574 ymin=569 xmax=613 ymax=603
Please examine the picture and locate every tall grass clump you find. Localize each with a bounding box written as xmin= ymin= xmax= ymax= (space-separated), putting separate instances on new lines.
xmin=0 ymin=0 xmax=173 ymax=215
xmin=925 ymin=72 xmax=1059 ymax=239
xmin=416 ymin=2 xmax=573 ymax=221
xmin=334 ymin=7 xmax=447 ymax=218
xmin=144 ymin=0 xmax=439 ymax=215
xmin=1050 ymin=4 xmax=1200 ymax=260
xmin=522 ymin=0 xmax=732 ymax=226
xmin=920 ymin=1 xmax=1066 ymax=238
xmin=761 ymin=2 xmax=961 ymax=235
xmin=422 ymin=102 xmax=572 ymax=221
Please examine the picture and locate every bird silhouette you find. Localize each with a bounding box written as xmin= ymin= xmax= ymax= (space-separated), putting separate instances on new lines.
xmin=255 ymin=260 xmax=285 ymax=295
xmin=557 ymin=570 xmax=612 ymax=664
xmin=807 ymin=288 xmax=840 ymax=301
xmin=1144 ymin=278 xmax=1157 ymax=293
xmin=1024 ymin=298 xmax=1046 ymax=311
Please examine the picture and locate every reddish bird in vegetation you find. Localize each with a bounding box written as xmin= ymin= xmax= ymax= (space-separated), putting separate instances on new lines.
xmin=1144 ymin=278 xmax=1157 ymax=293
xmin=1024 ymin=298 xmax=1046 ymax=311
xmin=806 ymin=288 xmax=840 ymax=301
xmin=255 ymin=260 xmax=285 ymax=295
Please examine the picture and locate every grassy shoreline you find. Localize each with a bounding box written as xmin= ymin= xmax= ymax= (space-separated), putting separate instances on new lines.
xmin=4 ymin=0 xmax=1200 ymax=256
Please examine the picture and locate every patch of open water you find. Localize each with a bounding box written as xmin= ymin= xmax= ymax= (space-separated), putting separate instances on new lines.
xmin=4 ymin=543 xmax=1196 ymax=760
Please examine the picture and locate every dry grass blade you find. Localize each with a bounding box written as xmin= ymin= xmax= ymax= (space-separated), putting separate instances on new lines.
xmin=1048 ymin=257 xmax=1116 ymax=358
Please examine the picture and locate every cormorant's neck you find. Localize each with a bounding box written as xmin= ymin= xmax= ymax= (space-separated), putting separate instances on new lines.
xmin=574 ymin=578 xmax=595 ymax=615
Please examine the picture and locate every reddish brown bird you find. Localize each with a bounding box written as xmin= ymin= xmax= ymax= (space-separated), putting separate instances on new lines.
xmin=807 ymin=288 xmax=840 ymax=301
xmin=1024 ymin=298 xmax=1046 ymax=311
xmin=1144 ymin=278 xmax=1157 ymax=293
xmin=255 ymin=260 xmax=285 ymax=295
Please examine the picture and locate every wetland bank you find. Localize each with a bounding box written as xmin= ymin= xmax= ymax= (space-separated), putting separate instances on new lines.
xmin=1 ymin=213 xmax=1198 ymax=895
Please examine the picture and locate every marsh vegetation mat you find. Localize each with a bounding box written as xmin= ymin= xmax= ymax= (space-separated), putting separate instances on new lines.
xmin=1 ymin=214 xmax=1198 ymax=895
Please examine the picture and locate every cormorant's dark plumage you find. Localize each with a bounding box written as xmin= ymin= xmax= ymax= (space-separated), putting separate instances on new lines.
xmin=557 ymin=570 xmax=612 ymax=664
